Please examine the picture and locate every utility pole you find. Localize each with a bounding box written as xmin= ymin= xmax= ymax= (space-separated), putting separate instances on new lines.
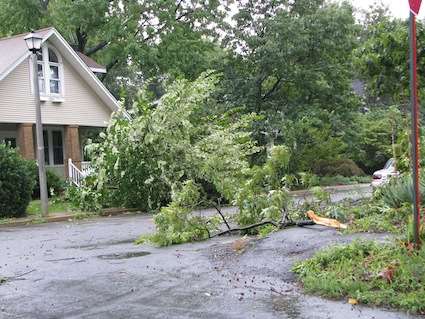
xmin=408 ymin=1 xmax=422 ymax=246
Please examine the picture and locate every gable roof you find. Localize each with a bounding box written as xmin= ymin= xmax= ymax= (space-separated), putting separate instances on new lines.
xmin=76 ymin=52 xmax=106 ymax=73
xmin=0 ymin=27 xmax=52 ymax=79
xmin=0 ymin=27 xmax=119 ymax=112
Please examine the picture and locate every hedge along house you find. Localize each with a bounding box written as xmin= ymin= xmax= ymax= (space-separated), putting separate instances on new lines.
xmin=0 ymin=27 xmax=119 ymax=182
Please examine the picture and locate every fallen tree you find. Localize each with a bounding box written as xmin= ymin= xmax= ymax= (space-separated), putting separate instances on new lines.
xmin=75 ymin=73 xmax=345 ymax=247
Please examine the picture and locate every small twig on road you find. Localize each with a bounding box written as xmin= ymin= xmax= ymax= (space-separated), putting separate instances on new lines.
xmin=8 ymin=269 xmax=36 ymax=280
xmin=14 ymin=269 xmax=36 ymax=278
xmin=270 ymin=287 xmax=286 ymax=296
xmin=45 ymin=257 xmax=76 ymax=262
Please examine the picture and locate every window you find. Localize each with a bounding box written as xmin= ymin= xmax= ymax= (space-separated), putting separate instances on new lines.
xmin=50 ymin=65 xmax=60 ymax=94
xmin=43 ymin=130 xmax=50 ymax=165
xmin=36 ymin=46 xmax=63 ymax=97
xmin=49 ymin=49 xmax=58 ymax=63
xmin=52 ymin=131 xmax=64 ymax=165
xmin=1 ymin=138 xmax=16 ymax=148
xmin=43 ymin=129 xmax=64 ymax=165
xmin=49 ymin=50 xmax=60 ymax=94
xmin=37 ymin=53 xmax=45 ymax=94
xmin=5 ymin=138 xmax=16 ymax=148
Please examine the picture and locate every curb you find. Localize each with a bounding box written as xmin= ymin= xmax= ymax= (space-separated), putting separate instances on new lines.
xmin=0 ymin=207 xmax=141 ymax=228
xmin=289 ymin=183 xmax=371 ymax=197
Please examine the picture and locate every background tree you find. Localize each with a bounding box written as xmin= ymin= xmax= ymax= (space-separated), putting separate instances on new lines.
xmin=355 ymin=18 xmax=420 ymax=106
xmin=217 ymin=0 xmax=359 ymax=149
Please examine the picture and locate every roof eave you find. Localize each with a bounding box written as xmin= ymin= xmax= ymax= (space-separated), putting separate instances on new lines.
xmin=0 ymin=53 xmax=29 ymax=81
xmin=90 ymin=67 xmax=107 ymax=74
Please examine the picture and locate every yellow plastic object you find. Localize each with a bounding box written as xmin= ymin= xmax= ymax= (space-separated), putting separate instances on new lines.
xmin=306 ymin=210 xmax=348 ymax=229
xmin=348 ymin=298 xmax=358 ymax=305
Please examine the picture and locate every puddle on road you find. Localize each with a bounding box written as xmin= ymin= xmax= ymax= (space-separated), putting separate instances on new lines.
xmin=270 ymin=295 xmax=301 ymax=319
xmin=97 ymin=251 xmax=151 ymax=260
xmin=66 ymin=239 xmax=135 ymax=250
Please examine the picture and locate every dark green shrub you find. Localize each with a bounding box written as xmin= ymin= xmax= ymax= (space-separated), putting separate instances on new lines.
xmin=313 ymin=159 xmax=365 ymax=177
xmin=0 ymin=144 xmax=37 ymax=218
xmin=33 ymin=170 xmax=66 ymax=198
xmin=281 ymin=116 xmax=347 ymax=174
xmin=336 ymin=161 xmax=365 ymax=177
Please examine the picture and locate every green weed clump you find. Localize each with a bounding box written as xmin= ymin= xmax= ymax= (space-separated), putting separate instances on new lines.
xmin=293 ymin=240 xmax=425 ymax=314
xmin=342 ymin=174 xmax=422 ymax=234
xmin=346 ymin=202 xmax=411 ymax=234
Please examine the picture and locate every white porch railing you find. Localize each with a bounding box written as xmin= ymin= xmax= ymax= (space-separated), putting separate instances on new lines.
xmin=81 ymin=161 xmax=94 ymax=176
xmin=68 ymin=159 xmax=93 ymax=187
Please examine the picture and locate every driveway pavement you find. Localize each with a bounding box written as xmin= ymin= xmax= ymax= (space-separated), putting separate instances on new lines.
xmin=0 ymin=209 xmax=420 ymax=319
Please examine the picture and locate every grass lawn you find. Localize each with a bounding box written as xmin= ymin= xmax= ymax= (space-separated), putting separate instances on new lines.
xmin=0 ymin=199 xmax=97 ymax=225
xmin=293 ymin=240 xmax=425 ymax=314
xmin=26 ymin=199 xmax=72 ymax=216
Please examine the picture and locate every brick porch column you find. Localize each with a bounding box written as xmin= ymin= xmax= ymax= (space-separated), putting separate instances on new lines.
xmin=17 ymin=123 xmax=35 ymax=160
xmin=64 ymin=125 xmax=81 ymax=177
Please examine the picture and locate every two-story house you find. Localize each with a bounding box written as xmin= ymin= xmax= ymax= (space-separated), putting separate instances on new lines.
xmin=0 ymin=27 xmax=119 ymax=180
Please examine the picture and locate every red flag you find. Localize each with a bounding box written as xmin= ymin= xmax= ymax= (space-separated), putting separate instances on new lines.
xmin=409 ymin=0 xmax=422 ymax=15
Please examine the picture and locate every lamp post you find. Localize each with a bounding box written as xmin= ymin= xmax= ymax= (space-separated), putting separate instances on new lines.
xmin=24 ymin=31 xmax=48 ymax=216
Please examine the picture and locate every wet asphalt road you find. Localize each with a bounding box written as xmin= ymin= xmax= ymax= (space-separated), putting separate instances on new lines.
xmin=0 ymin=185 xmax=420 ymax=319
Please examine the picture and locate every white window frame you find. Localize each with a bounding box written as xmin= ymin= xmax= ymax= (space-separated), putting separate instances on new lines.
xmin=30 ymin=44 xmax=65 ymax=101
xmin=43 ymin=126 xmax=65 ymax=167
xmin=47 ymin=47 xmax=61 ymax=96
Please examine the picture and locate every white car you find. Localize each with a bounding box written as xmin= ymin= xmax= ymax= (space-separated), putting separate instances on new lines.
xmin=371 ymin=158 xmax=399 ymax=188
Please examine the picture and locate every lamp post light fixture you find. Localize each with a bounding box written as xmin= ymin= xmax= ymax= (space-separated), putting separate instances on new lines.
xmin=24 ymin=32 xmax=43 ymax=53
xmin=24 ymin=31 xmax=48 ymax=216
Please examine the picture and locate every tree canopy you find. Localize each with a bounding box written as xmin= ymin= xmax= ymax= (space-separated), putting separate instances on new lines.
xmin=0 ymin=0 xmax=412 ymax=173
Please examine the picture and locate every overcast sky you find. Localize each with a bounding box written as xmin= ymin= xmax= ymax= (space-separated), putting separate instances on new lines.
xmin=344 ymin=0 xmax=425 ymax=19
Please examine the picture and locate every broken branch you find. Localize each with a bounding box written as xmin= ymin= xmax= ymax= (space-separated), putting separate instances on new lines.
xmin=211 ymin=202 xmax=231 ymax=231
xmin=211 ymin=220 xmax=279 ymax=238
xmin=211 ymin=218 xmax=315 ymax=238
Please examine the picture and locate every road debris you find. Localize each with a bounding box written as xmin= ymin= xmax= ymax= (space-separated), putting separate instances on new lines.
xmin=307 ymin=210 xmax=347 ymax=229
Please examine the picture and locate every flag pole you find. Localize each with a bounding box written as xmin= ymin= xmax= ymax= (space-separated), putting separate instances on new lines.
xmin=409 ymin=10 xmax=421 ymax=246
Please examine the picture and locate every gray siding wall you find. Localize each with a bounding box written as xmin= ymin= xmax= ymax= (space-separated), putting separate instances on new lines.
xmin=0 ymin=56 xmax=112 ymax=127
